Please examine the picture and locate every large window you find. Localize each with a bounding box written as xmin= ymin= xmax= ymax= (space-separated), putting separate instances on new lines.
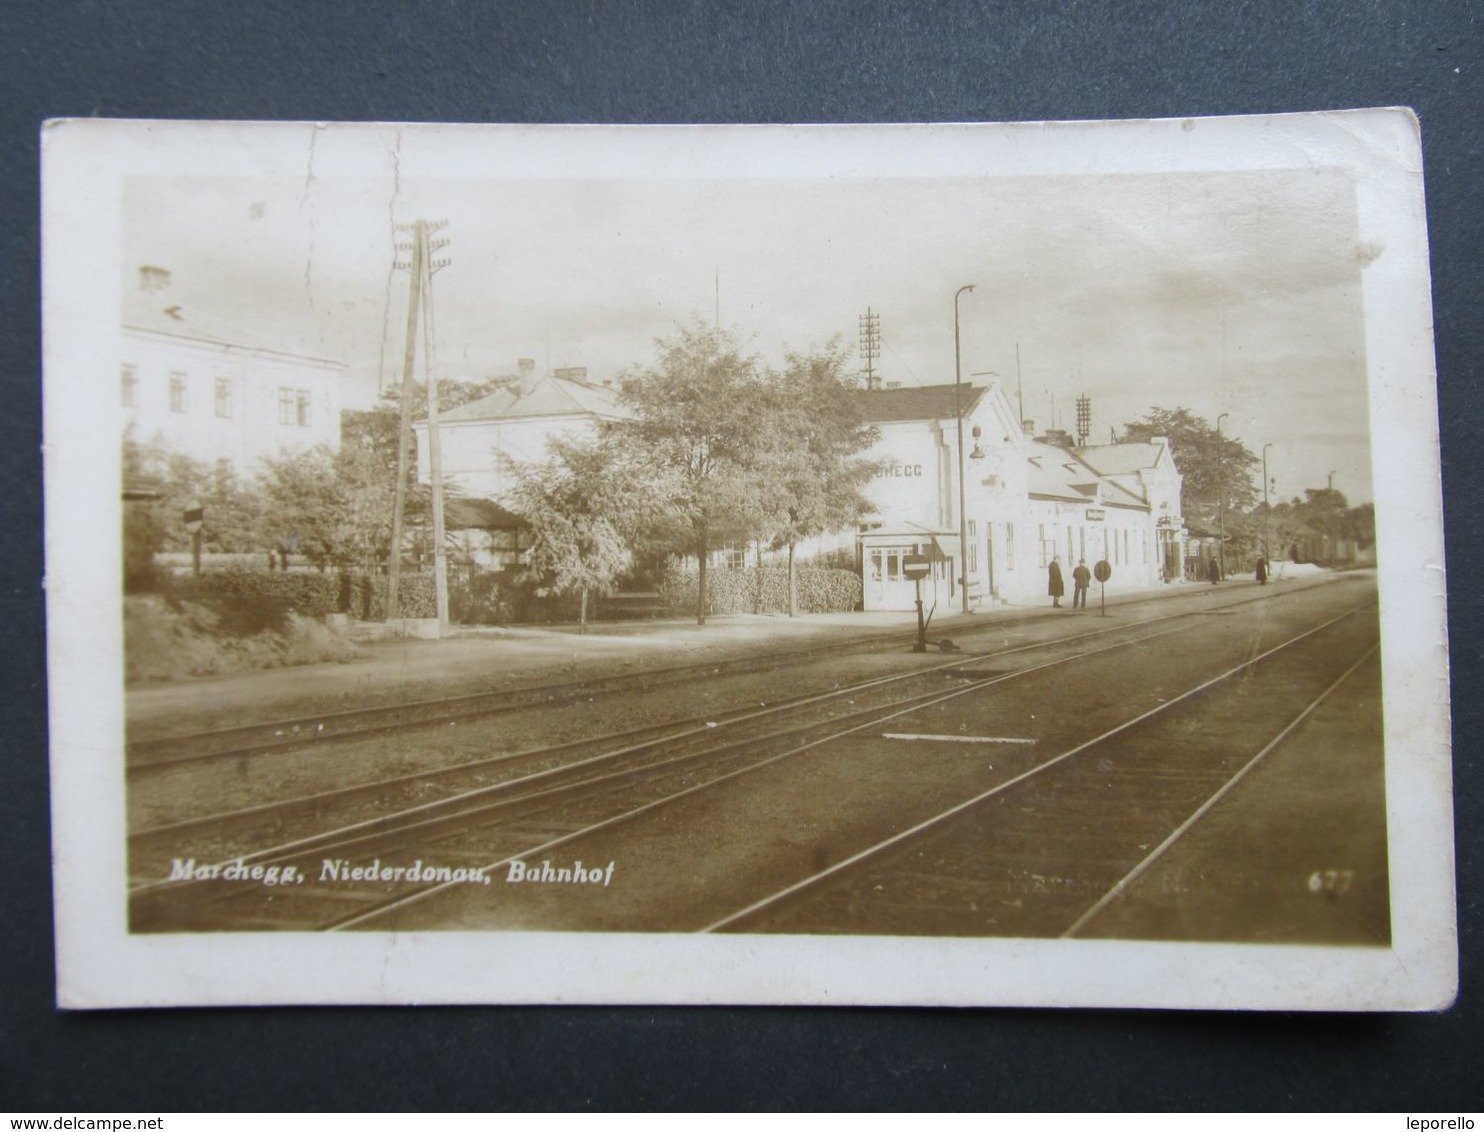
xmin=296 ymin=389 xmax=312 ymax=427
xmin=214 ymin=377 xmax=233 ymax=419
xmin=168 ymin=371 xmax=188 ymax=413
xmin=121 ymin=364 xmax=138 ymax=407
xmin=1006 ymin=522 xmax=1015 ymax=570
xmin=278 ymin=387 xmax=295 ymax=425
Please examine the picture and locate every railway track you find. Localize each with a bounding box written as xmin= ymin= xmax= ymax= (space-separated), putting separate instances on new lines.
xmin=125 ymin=571 xmax=1358 ymax=773
xmin=130 ymin=600 xmax=1228 ymax=852
xmin=128 ymin=584 xmax=1375 ymax=934
xmin=703 ymin=605 xmax=1383 ymax=940
xmin=128 ymin=608 xmax=1228 ymax=928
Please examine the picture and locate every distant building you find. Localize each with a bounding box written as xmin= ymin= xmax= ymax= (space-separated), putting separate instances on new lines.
xmin=411 ymin=358 xmax=631 ymax=500
xmin=121 ymin=266 xmax=344 ymax=473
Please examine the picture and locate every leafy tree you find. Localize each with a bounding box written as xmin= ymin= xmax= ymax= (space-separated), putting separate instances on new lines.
xmin=122 ymin=431 xmax=262 ymax=557
xmin=256 ymin=445 xmax=349 ymax=569
xmin=339 ymin=377 xmax=486 ymax=575
xmin=1121 ymin=407 xmax=1258 ymax=533
xmin=122 ymin=433 xmax=165 ymax=592
xmin=508 ymin=435 xmax=670 ymax=631
xmin=617 ymin=322 xmax=775 ymax=625
xmin=333 ymin=429 xmax=400 ymax=577
xmin=1253 ymin=488 xmax=1374 ymax=564
xmin=756 ymin=345 xmax=878 ymax=616
xmin=1342 ymin=502 xmax=1376 ymax=549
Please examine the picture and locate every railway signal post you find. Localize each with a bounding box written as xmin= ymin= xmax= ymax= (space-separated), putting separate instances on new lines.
xmin=904 ymin=553 xmax=932 ymax=652
xmin=183 ymin=499 xmax=204 ymax=577
xmin=1094 ymin=559 xmax=1112 ymax=616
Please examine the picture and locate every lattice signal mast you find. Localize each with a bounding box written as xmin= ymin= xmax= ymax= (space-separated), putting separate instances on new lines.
xmin=1076 ymin=394 xmax=1092 ymax=447
xmin=859 ymin=308 xmax=882 ymax=391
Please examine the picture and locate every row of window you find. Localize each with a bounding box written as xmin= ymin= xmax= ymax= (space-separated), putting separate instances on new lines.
xmin=966 ymin=520 xmax=1017 ymax=575
xmin=121 ymin=365 xmax=314 ymax=427
xmin=1036 ymin=523 xmax=1150 ymax=569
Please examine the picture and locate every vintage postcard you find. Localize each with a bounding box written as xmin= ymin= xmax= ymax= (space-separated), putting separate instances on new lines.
xmin=42 ymin=112 xmax=1455 ymax=1008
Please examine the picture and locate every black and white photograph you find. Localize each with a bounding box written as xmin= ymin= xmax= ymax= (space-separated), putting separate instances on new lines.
xmin=42 ymin=112 xmax=1454 ymax=1009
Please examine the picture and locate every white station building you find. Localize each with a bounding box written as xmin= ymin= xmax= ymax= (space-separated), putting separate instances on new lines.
xmin=850 ymin=381 xmax=1185 ymax=611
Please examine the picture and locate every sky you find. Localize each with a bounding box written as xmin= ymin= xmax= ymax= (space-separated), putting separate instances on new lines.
xmin=123 ymin=163 xmax=1374 ymax=504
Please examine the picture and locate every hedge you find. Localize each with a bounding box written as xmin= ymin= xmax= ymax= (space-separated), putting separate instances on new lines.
xmin=163 ymin=569 xmax=341 ymax=632
xmin=156 ymin=564 xmax=865 ymax=627
xmin=657 ymin=565 xmax=862 ymax=616
xmin=354 ymin=570 xmax=578 ymax=625
xmin=353 ymin=573 xmax=437 ymax=621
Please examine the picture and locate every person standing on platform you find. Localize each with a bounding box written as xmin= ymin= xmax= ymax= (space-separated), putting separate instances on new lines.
xmin=1256 ymin=555 xmax=1268 ymax=585
xmin=1072 ymin=558 xmax=1091 ymax=609
xmin=1048 ymin=556 xmax=1065 ymax=608
xmin=1208 ymin=557 xmax=1221 ymax=585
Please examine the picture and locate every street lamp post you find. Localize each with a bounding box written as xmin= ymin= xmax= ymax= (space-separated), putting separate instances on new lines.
xmin=954 ymin=284 xmax=976 ymax=614
xmin=1262 ymin=442 xmax=1274 ymax=562
xmin=1216 ymin=412 xmax=1229 ymax=580
xmin=1327 ymin=470 xmax=1338 ymax=562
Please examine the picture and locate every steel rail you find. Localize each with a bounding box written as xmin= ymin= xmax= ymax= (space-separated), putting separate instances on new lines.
xmin=131 ymin=604 xmax=1198 ymax=845
xmin=1059 ymin=642 xmax=1381 ymax=938
xmin=699 ymin=602 xmax=1376 ymax=934
xmin=126 ymin=572 xmax=1358 ymax=771
xmin=132 ymin=615 xmax=1205 ymax=901
xmin=325 ymin=605 xmax=1354 ymax=933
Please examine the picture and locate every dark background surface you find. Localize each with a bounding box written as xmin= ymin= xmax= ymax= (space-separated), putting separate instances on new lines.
xmin=2 ymin=0 xmax=1479 ymax=1112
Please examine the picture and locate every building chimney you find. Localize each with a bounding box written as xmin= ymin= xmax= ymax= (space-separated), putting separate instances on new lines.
xmin=138 ymin=265 xmax=171 ymax=293
xmin=517 ymin=357 xmax=538 ymax=397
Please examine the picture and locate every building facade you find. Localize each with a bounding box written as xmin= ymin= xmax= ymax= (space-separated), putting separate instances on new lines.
xmin=121 ymin=267 xmax=344 ymax=473
xmin=848 ymin=382 xmax=1185 ymax=611
xmin=411 ymin=360 xmax=631 ymax=501
xmin=403 ymin=360 xmax=1185 ymax=614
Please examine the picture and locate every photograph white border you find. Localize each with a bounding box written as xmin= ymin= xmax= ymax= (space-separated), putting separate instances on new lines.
xmin=43 ymin=111 xmax=1456 ymax=1009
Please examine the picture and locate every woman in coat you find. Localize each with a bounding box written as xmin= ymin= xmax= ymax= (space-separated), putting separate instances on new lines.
xmin=1048 ymin=557 xmax=1065 ymax=607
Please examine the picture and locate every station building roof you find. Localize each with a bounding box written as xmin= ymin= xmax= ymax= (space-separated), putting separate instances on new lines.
xmin=1073 ymin=440 xmax=1171 ymax=476
xmin=439 ymin=375 xmax=631 ymax=423
xmin=854 ymin=384 xmax=989 ymax=424
xmin=1028 ymin=441 xmax=1149 ymax=509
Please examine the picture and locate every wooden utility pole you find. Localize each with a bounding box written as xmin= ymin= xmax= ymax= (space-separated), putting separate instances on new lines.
xmin=421 ymin=224 xmax=451 ymax=630
xmin=386 ymin=220 xmax=425 ymax=621
xmin=386 ymin=219 xmax=452 ymax=627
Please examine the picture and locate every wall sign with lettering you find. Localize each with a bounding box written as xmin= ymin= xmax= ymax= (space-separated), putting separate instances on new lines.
xmin=875 ymin=463 xmax=923 ymax=478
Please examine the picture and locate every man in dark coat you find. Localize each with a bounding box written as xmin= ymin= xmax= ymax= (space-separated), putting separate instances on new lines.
xmin=1207 ymin=557 xmax=1221 ymax=584
xmin=1256 ymin=555 xmax=1268 ymax=585
xmin=1048 ymin=557 xmax=1065 ymax=607
xmin=1072 ymin=558 xmax=1092 ymax=609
